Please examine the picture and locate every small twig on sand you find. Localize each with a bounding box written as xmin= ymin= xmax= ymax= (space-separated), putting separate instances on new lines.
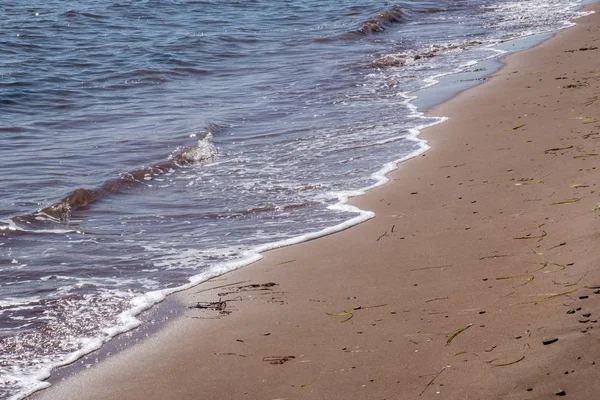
xmin=425 ymin=297 xmax=449 ymax=303
xmin=547 ymin=242 xmax=567 ymax=251
xmin=420 ymin=367 xmax=446 ymax=396
xmin=409 ymin=264 xmax=453 ymax=272
xmin=363 ymin=303 xmax=388 ymax=309
xmin=195 ymin=280 xmax=251 ymax=294
xmin=377 ymin=231 xmax=388 ymax=241
xmin=479 ymin=254 xmax=510 ymax=261
xmin=214 ymin=352 xmax=247 ymax=357
xmin=276 ymin=259 xmax=296 ymax=266
xmin=190 ymin=298 xmax=229 ymax=314
xmin=238 ymin=282 xmax=278 ymax=290
xmin=446 ymin=323 xmax=473 ymax=346
xmin=218 ymin=282 xmax=278 ymax=297
xmin=263 ymin=356 xmax=295 ymax=365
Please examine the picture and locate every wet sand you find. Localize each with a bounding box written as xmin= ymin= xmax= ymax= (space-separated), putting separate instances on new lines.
xmin=33 ymin=5 xmax=600 ymax=400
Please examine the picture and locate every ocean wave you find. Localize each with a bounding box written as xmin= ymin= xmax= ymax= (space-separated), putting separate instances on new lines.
xmin=316 ymin=4 xmax=407 ymax=42
xmin=197 ymin=201 xmax=321 ymax=220
xmin=355 ymin=5 xmax=405 ymax=35
xmin=8 ymin=132 xmax=218 ymax=226
xmin=370 ymin=40 xmax=484 ymax=69
xmin=62 ymin=10 xmax=108 ymax=20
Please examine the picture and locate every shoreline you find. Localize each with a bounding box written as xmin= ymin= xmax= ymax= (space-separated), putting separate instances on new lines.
xmin=31 ymin=4 xmax=600 ymax=399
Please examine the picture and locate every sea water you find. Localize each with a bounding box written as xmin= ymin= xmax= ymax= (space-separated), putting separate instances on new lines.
xmin=0 ymin=0 xmax=590 ymax=398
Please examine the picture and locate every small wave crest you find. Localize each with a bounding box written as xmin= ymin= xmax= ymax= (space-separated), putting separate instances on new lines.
xmin=198 ymin=201 xmax=320 ymax=220
xmin=356 ymin=5 xmax=404 ymax=35
xmin=175 ymin=133 xmax=218 ymax=165
xmin=41 ymin=189 xmax=101 ymax=221
xmin=370 ymin=40 xmax=484 ymax=69
xmin=11 ymin=133 xmax=219 ymax=225
xmin=62 ymin=10 xmax=108 ymax=20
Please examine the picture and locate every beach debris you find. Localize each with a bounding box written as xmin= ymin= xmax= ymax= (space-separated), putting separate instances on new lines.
xmin=563 ymin=83 xmax=588 ymax=89
xmin=419 ymin=366 xmax=446 ymax=396
xmin=573 ymin=153 xmax=599 ymax=159
xmin=195 ymin=280 xmax=251 ymax=294
xmin=551 ymin=198 xmax=580 ymax=205
xmin=579 ymin=295 xmax=589 ymax=300
xmin=276 ymin=259 xmax=296 ymax=266
xmin=425 ymin=297 xmax=449 ymax=303
xmin=377 ymin=231 xmax=389 ymax=241
xmin=490 ymin=178 xmax=516 ymax=184
xmin=544 ymin=145 xmax=573 ymax=154
xmin=555 ymin=272 xmax=587 ymax=287
xmin=533 ymin=261 xmax=549 ymax=272
xmin=592 ymin=203 xmax=600 ymax=214
xmin=409 ymin=264 xmax=453 ymax=271
xmin=217 ymin=282 xmax=279 ymax=297
xmin=547 ymin=242 xmax=567 ymax=250
xmin=509 ymin=124 xmax=526 ymax=131
xmin=515 ymin=178 xmax=543 ymax=185
xmin=566 ymin=47 xmax=598 ymax=52
xmin=214 ymin=352 xmax=247 ymax=357
xmin=543 ymin=338 xmax=559 ymax=345
xmin=327 ymin=307 xmax=359 ymax=322
xmin=570 ymin=183 xmax=589 ymax=188
xmin=496 ymin=274 xmax=534 ymax=287
xmin=446 ymin=323 xmax=472 ymax=346
xmin=530 ymin=289 xmax=577 ymax=304
xmin=190 ymin=298 xmax=229 ymax=314
xmin=543 ymin=264 xmax=566 ymax=274
xmin=263 ymin=355 xmax=295 ymax=365
xmin=487 ymin=356 xmax=525 ymax=367
xmin=584 ymin=96 xmax=598 ymax=106
xmin=514 ymin=224 xmax=547 ymax=240
xmin=479 ymin=253 xmax=511 ymax=260
xmin=239 ymin=282 xmax=277 ymax=290
xmin=581 ymin=117 xmax=597 ymax=124
xmin=555 ymin=390 xmax=567 ymax=396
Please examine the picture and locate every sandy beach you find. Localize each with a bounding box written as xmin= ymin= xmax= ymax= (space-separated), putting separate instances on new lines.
xmin=32 ymin=4 xmax=600 ymax=400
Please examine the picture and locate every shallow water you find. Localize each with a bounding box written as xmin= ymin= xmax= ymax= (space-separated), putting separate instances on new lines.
xmin=0 ymin=0 xmax=589 ymax=398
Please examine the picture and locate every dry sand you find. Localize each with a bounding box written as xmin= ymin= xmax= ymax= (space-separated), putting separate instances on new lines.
xmin=33 ymin=5 xmax=600 ymax=400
